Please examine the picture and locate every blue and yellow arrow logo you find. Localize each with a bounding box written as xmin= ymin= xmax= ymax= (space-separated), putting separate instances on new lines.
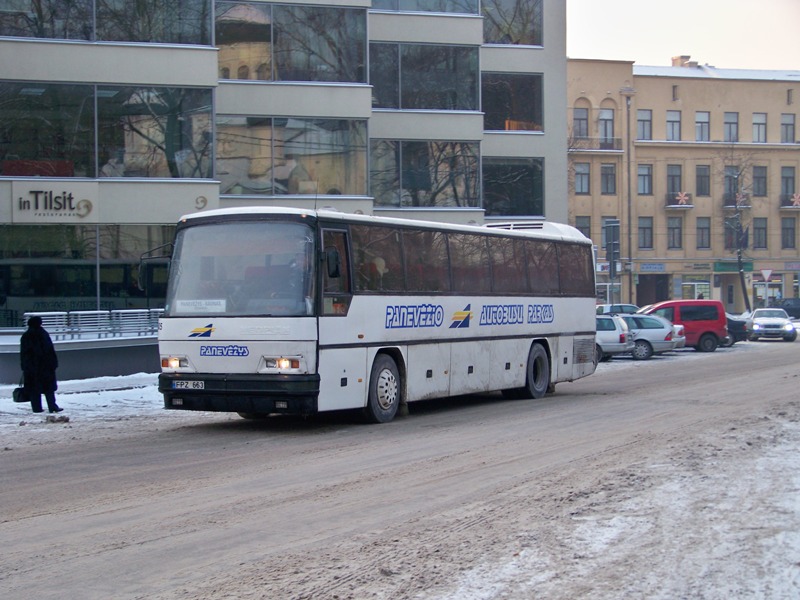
xmin=450 ymin=305 xmax=473 ymax=329
xmin=189 ymin=323 xmax=215 ymax=337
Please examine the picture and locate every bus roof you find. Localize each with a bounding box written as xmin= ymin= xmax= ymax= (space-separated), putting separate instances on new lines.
xmin=178 ymin=207 xmax=590 ymax=244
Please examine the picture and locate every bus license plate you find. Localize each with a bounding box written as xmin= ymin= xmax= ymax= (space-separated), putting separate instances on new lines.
xmin=173 ymin=380 xmax=204 ymax=390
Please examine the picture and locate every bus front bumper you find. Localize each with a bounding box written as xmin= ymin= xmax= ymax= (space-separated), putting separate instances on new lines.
xmin=158 ymin=373 xmax=320 ymax=415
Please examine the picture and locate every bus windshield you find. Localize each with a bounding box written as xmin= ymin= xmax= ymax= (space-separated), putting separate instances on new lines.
xmin=164 ymin=220 xmax=315 ymax=317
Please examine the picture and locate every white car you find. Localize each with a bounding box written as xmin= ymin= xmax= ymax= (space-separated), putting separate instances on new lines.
xmin=746 ymin=308 xmax=797 ymax=342
xmin=595 ymin=314 xmax=634 ymax=362
xmin=619 ymin=314 xmax=678 ymax=360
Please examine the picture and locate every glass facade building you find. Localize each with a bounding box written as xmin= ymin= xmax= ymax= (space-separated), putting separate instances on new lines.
xmin=0 ymin=0 xmax=565 ymax=323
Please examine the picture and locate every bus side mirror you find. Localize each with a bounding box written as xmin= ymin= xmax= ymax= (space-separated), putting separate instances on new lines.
xmin=325 ymin=247 xmax=341 ymax=278
xmin=139 ymin=243 xmax=173 ymax=292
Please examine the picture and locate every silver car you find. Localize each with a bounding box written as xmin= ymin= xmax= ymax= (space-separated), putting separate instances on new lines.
xmin=619 ymin=314 xmax=679 ymax=360
xmin=595 ymin=314 xmax=634 ymax=362
xmin=746 ymin=308 xmax=797 ymax=342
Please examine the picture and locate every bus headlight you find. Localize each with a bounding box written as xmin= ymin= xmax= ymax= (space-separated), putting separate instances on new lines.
xmin=162 ymin=356 xmax=189 ymax=369
xmin=262 ymin=356 xmax=303 ymax=372
xmin=265 ymin=357 xmax=300 ymax=370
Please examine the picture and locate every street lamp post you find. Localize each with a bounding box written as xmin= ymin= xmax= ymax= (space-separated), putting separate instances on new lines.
xmin=620 ymin=87 xmax=636 ymax=304
xmin=733 ymin=172 xmax=753 ymax=313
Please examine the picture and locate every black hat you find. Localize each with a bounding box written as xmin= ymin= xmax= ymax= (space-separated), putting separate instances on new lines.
xmin=27 ymin=316 xmax=43 ymax=327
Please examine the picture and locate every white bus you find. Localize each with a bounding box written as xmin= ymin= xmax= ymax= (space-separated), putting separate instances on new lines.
xmin=157 ymin=207 xmax=597 ymax=422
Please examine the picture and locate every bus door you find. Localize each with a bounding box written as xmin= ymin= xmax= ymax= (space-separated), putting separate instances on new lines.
xmin=317 ymin=228 xmax=366 ymax=411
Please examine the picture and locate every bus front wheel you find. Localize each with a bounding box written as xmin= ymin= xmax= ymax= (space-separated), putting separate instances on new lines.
xmin=525 ymin=343 xmax=550 ymax=399
xmin=365 ymin=354 xmax=401 ymax=423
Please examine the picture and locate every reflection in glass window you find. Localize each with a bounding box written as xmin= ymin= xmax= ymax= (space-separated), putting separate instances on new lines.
xmin=525 ymin=239 xmax=559 ymax=295
xmin=371 ymin=140 xmax=479 ymax=208
xmin=97 ymin=87 xmax=212 ymax=178
xmin=351 ymin=225 xmax=405 ymax=292
xmin=217 ymin=117 xmax=367 ymax=195
xmin=216 ymin=3 xmax=366 ymax=83
xmin=0 ymin=1 xmax=92 ymax=40
xmin=483 ymin=157 xmax=543 ymax=217
xmin=97 ymin=0 xmax=211 ymax=44
xmin=449 ymin=233 xmax=490 ymax=293
xmin=371 ymin=0 xmax=479 ymax=14
xmin=0 ymin=224 xmax=174 ymax=316
xmin=403 ymin=230 xmax=450 ymax=292
xmin=0 ymin=0 xmax=212 ymax=44
xmin=482 ymin=73 xmax=543 ymax=131
xmin=371 ymin=43 xmax=478 ymax=110
xmin=0 ymin=82 xmax=95 ymax=177
xmin=483 ymin=0 xmax=542 ymax=45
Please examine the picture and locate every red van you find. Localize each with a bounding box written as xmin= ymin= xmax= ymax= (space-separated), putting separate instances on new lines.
xmin=639 ymin=299 xmax=728 ymax=352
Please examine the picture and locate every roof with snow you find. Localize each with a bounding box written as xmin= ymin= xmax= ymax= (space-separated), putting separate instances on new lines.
xmin=634 ymin=64 xmax=800 ymax=82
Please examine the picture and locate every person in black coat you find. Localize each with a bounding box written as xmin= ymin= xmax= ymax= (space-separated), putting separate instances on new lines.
xmin=20 ymin=316 xmax=63 ymax=413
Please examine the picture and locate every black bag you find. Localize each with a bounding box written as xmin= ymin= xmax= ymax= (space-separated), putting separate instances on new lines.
xmin=12 ymin=375 xmax=27 ymax=403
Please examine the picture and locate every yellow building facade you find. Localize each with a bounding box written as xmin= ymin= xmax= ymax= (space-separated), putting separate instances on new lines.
xmin=568 ymin=57 xmax=800 ymax=312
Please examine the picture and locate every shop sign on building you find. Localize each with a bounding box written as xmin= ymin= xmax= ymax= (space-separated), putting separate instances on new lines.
xmin=11 ymin=181 xmax=99 ymax=223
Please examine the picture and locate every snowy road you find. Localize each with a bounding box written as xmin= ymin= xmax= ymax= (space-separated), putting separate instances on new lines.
xmin=1 ymin=341 xmax=799 ymax=599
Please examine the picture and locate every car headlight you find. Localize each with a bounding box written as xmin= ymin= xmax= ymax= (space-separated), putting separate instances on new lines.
xmin=752 ymin=323 xmax=761 ymax=330
xmin=784 ymin=323 xmax=795 ymax=332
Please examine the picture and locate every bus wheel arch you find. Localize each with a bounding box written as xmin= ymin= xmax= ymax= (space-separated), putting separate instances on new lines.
xmin=525 ymin=341 xmax=551 ymax=399
xmin=364 ymin=351 xmax=404 ymax=423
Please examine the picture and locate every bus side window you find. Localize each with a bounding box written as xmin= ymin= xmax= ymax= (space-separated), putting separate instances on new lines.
xmin=322 ymin=230 xmax=352 ymax=315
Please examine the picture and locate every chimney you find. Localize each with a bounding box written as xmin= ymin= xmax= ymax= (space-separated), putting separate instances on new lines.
xmin=671 ymin=55 xmax=698 ymax=68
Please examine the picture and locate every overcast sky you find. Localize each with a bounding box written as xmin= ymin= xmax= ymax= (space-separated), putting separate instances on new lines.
xmin=567 ymin=0 xmax=800 ymax=70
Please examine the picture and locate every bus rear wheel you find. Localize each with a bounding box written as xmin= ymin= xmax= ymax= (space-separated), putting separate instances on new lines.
xmin=364 ymin=354 xmax=401 ymax=423
xmin=525 ymin=343 xmax=550 ymax=399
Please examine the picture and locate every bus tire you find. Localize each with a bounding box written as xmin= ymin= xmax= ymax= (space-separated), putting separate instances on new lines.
xmin=525 ymin=343 xmax=550 ymax=399
xmin=364 ymin=354 xmax=401 ymax=424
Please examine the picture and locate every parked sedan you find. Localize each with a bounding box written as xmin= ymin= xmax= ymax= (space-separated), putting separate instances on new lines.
xmin=595 ymin=314 xmax=634 ymax=362
xmin=746 ymin=308 xmax=797 ymax=342
xmin=776 ymin=298 xmax=800 ymax=319
xmin=596 ymin=303 xmax=639 ymax=315
xmin=619 ymin=314 xmax=678 ymax=360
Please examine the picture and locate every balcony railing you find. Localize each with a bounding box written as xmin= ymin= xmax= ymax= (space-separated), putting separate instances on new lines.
xmin=665 ymin=192 xmax=693 ymax=208
xmin=722 ymin=192 xmax=751 ymax=209
xmin=780 ymin=193 xmax=800 ymax=209
xmin=570 ymin=136 xmax=622 ymax=151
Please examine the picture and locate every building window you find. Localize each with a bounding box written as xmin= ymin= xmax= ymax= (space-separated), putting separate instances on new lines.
xmin=482 ymin=73 xmax=543 ymax=131
xmin=752 ymin=113 xmax=767 ymax=143
xmin=217 ymin=3 xmax=366 ymax=83
xmin=724 ymin=166 xmax=742 ymax=204
xmin=574 ymin=163 xmax=590 ymax=195
xmin=782 ymin=166 xmax=796 ymax=201
xmin=601 ymin=164 xmax=616 ymax=195
xmin=482 ymin=0 xmax=543 ymax=45
xmin=696 ymin=165 xmax=711 ymax=196
xmin=370 ymin=140 xmax=479 ymax=208
xmin=482 ymin=157 xmax=544 ymax=216
xmin=724 ymin=112 xmax=739 ymax=142
xmin=637 ymin=164 xmax=653 ymax=195
xmin=782 ymin=113 xmax=796 ymax=143
xmin=601 ymin=216 xmax=617 ymax=248
xmin=599 ymin=108 xmax=615 ymax=148
xmin=696 ymin=217 xmax=711 ymax=249
xmin=370 ymin=43 xmax=478 ymax=110
xmin=0 ymin=0 xmax=211 ymax=44
xmin=638 ymin=217 xmax=653 ymax=249
xmin=374 ymin=0 xmax=479 ymax=14
xmin=637 ymin=109 xmax=652 ymax=140
xmin=667 ymin=164 xmax=682 ymax=195
xmin=0 ymin=81 xmax=213 ymax=179
xmin=725 ymin=218 xmax=748 ymax=251
xmin=217 ymin=116 xmax=367 ymax=195
xmin=666 ymin=110 xmax=681 ymax=141
xmin=667 ymin=216 xmax=683 ymax=249
xmin=752 ymin=166 xmax=768 ymax=197
xmin=782 ymin=217 xmax=796 ymax=249
xmin=753 ymin=217 xmax=768 ymax=249
xmin=575 ymin=215 xmax=591 ymax=238
xmin=237 ymin=65 xmax=249 ymax=80
xmin=573 ymin=108 xmax=589 ymax=138
xmin=695 ymin=111 xmax=710 ymax=141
